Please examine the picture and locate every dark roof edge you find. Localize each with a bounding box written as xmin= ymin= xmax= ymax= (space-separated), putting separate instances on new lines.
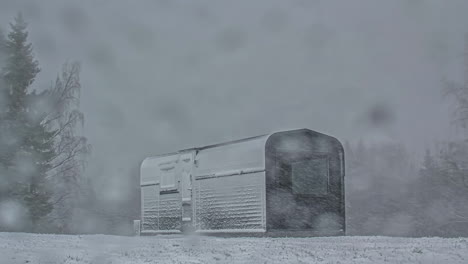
xmin=142 ymin=128 xmax=324 ymax=161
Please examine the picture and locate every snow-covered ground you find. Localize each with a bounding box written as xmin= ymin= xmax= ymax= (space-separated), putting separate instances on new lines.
xmin=0 ymin=233 xmax=467 ymax=264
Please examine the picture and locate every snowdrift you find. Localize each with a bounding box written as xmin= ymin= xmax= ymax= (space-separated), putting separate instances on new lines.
xmin=0 ymin=232 xmax=467 ymax=264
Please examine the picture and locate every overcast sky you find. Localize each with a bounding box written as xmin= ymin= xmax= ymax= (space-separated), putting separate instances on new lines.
xmin=1 ymin=0 xmax=468 ymax=200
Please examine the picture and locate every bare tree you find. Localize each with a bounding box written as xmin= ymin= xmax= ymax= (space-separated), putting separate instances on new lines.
xmin=443 ymin=35 xmax=468 ymax=188
xmin=438 ymin=34 xmax=468 ymax=233
xmin=42 ymin=62 xmax=92 ymax=233
xmin=444 ymin=34 xmax=468 ymax=132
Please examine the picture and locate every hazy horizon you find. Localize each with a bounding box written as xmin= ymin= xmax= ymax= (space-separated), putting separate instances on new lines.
xmin=2 ymin=0 xmax=468 ymax=202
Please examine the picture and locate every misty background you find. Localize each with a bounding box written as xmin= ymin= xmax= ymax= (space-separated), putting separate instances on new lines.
xmin=1 ymin=0 xmax=468 ymax=236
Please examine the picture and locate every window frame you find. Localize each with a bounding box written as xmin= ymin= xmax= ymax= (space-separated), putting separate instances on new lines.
xmin=290 ymin=156 xmax=330 ymax=196
xmin=159 ymin=164 xmax=178 ymax=192
xmin=274 ymin=152 xmax=330 ymax=198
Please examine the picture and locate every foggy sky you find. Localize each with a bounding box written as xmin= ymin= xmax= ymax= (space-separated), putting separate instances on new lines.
xmin=1 ymin=0 xmax=467 ymax=201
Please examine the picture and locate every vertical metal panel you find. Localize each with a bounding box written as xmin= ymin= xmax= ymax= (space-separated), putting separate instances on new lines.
xmin=140 ymin=158 xmax=160 ymax=232
xmin=133 ymin=220 xmax=141 ymax=236
xmin=159 ymin=192 xmax=182 ymax=230
xmin=261 ymin=168 xmax=267 ymax=230
xmin=141 ymin=185 xmax=159 ymax=231
xmin=156 ymin=154 xmax=183 ymax=231
xmin=141 ymin=154 xmax=182 ymax=233
xmin=178 ymin=152 xmax=194 ymax=202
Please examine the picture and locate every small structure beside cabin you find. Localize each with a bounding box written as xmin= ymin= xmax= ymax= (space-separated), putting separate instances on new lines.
xmin=139 ymin=128 xmax=345 ymax=236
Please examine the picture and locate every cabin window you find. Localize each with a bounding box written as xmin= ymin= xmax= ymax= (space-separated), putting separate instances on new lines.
xmin=291 ymin=157 xmax=329 ymax=195
xmin=160 ymin=165 xmax=177 ymax=191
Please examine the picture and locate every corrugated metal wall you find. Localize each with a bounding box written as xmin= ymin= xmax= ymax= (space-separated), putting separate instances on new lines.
xmin=193 ymin=172 xmax=266 ymax=231
xmin=141 ymin=185 xmax=159 ymax=231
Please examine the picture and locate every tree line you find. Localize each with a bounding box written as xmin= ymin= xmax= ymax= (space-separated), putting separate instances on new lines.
xmin=0 ymin=13 xmax=92 ymax=233
xmin=346 ymin=38 xmax=468 ymax=237
xmin=1 ymin=12 xmax=467 ymax=237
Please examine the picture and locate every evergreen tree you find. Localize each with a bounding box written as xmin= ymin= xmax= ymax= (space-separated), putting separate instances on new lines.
xmin=346 ymin=140 xmax=418 ymax=236
xmin=0 ymin=27 xmax=9 ymax=200
xmin=0 ymin=13 xmax=54 ymax=231
xmin=4 ymin=13 xmax=40 ymax=117
xmin=0 ymin=27 xmax=6 ymax=67
xmin=412 ymin=143 xmax=468 ymax=236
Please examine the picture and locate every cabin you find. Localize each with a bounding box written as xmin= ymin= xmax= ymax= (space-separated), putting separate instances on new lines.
xmin=138 ymin=128 xmax=345 ymax=236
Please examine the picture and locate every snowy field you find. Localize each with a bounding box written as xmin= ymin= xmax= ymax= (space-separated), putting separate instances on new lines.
xmin=0 ymin=233 xmax=467 ymax=264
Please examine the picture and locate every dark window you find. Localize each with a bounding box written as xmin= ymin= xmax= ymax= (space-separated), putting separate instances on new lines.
xmin=291 ymin=157 xmax=329 ymax=195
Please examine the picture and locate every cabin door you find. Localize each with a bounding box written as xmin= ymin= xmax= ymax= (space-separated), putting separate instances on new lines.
xmin=178 ymin=152 xmax=195 ymax=231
